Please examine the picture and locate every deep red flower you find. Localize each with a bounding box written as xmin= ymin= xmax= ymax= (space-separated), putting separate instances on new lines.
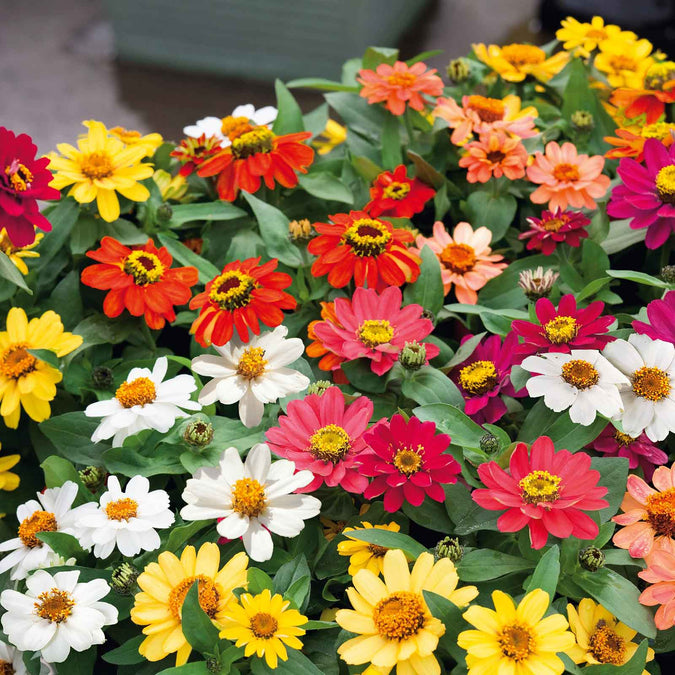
xmin=170 ymin=134 xmax=222 ymax=177
xmin=472 ymin=436 xmax=609 ymax=549
xmin=364 ymin=165 xmax=435 ymax=218
xmin=0 ymin=127 xmax=60 ymax=246
xmin=360 ymin=414 xmax=460 ymax=512
xmin=518 ymin=208 xmax=590 ymax=255
xmin=189 ymin=257 xmax=295 ymax=347
xmin=81 ymin=237 xmax=198 ymax=330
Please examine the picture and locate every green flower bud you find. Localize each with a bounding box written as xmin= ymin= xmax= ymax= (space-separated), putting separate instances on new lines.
xmin=307 ymin=380 xmax=332 ymax=396
xmin=447 ymin=58 xmax=470 ymax=83
xmin=183 ymin=420 xmax=214 ymax=448
xmin=111 ymin=562 xmax=139 ymax=595
xmin=571 ymin=110 xmax=594 ymax=132
xmin=206 ymin=656 xmax=222 ymax=674
xmin=479 ymin=432 xmax=500 ymax=455
xmin=661 ymin=265 xmax=675 ymax=283
xmin=156 ymin=203 xmax=173 ymax=223
xmin=399 ymin=341 xmax=427 ymax=372
xmin=91 ymin=366 xmax=113 ymax=390
xmin=434 ymin=536 xmax=463 ymax=563
xmin=579 ymin=546 xmax=605 ymax=572
xmin=78 ymin=466 xmax=107 ymax=492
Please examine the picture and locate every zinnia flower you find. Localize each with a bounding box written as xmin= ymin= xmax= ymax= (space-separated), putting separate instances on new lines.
xmin=472 ymin=43 xmax=568 ymax=82
xmin=595 ymin=37 xmax=654 ymax=89
xmin=556 ymin=16 xmax=636 ymax=56
xmin=308 ymin=211 xmax=420 ymax=289
xmin=638 ymin=549 xmax=675 ymax=630
xmin=364 ymin=164 xmax=435 ymax=218
xmin=183 ymin=104 xmax=278 ymax=147
xmin=527 ymin=141 xmax=610 ymax=211
xmin=0 ymin=228 xmax=42 ymax=274
xmin=311 ymin=119 xmax=347 ymax=155
xmin=0 ymin=445 xmax=20 ymax=491
xmin=48 ymin=120 xmax=154 ymax=222
xmin=171 ymin=134 xmax=222 ymax=176
xmin=472 ymin=436 xmax=609 ymax=549
xmin=189 ymin=257 xmax=295 ymax=347
xmin=306 ymin=301 xmax=347 ymax=380
xmin=605 ymin=122 xmax=675 ymax=162
xmin=413 ymin=221 xmax=506 ymax=303
xmin=81 ymin=236 xmax=198 ymax=330
xmin=459 ymin=130 xmax=528 ymax=183
xmin=633 ymin=291 xmax=675 ymax=344
xmin=89 ymin=122 xmax=162 ymax=158
xmin=0 ymin=640 xmax=26 ymax=675
xmin=357 ymin=61 xmax=443 ymax=116
xmin=610 ymin=61 xmax=675 ymax=124
xmin=519 ymin=208 xmax=590 ymax=255
xmin=265 ymin=385 xmax=372 ymax=493
xmin=337 ymin=521 xmax=403 ymax=576
xmin=336 ymin=549 xmax=478 ymax=674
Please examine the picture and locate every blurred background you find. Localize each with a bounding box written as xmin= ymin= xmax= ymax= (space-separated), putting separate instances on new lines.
xmin=2 ymin=0 xmax=673 ymax=155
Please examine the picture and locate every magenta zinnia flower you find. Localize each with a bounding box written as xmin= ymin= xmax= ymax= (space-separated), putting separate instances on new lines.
xmin=360 ymin=414 xmax=460 ymax=512
xmin=633 ymin=291 xmax=675 ymax=345
xmin=450 ymin=332 xmax=524 ymax=424
xmin=511 ymin=294 xmax=615 ymax=360
xmin=472 ymin=436 xmax=609 ymax=549
xmin=607 ymin=138 xmax=675 ymax=249
xmin=312 ymin=286 xmax=439 ymax=376
xmin=265 ymin=386 xmax=372 ymax=494
xmin=518 ymin=207 xmax=590 ymax=255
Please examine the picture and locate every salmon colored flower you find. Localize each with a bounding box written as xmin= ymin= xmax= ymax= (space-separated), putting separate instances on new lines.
xmin=306 ymin=301 xmax=348 ymax=383
xmin=364 ymin=164 xmax=435 ymax=218
xmin=189 ymin=257 xmax=295 ymax=347
xmin=413 ymin=221 xmax=506 ymax=304
xmin=81 ymin=237 xmax=198 ymax=330
xmin=459 ymin=130 xmax=528 ymax=183
xmin=595 ymin=38 xmax=654 ymax=89
xmin=472 ymin=43 xmax=568 ymax=83
xmin=170 ymin=134 xmax=222 ymax=177
xmin=519 ymin=208 xmax=590 ymax=255
xmin=357 ymin=60 xmax=443 ymax=116
xmin=605 ymin=122 xmax=675 ymax=161
xmin=527 ymin=141 xmax=610 ymax=211
xmin=638 ymin=549 xmax=675 ymax=629
xmin=556 ymin=16 xmax=636 ymax=57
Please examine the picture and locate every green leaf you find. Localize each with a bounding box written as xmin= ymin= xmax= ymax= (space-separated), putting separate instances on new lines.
xmin=157 ymin=663 xmax=211 ymax=675
xmin=341 ymin=359 xmax=387 ymax=393
xmin=169 ymin=201 xmax=247 ymax=226
xmin=0 ymin=250 xmax=32 ymax=293
xmin=457 ymin=549 xmax=534 ymax=581
xmin=413 ymin=404 xmax=484 ymax=448
xmin=273 ymin=79 xmax=305 ymax=135
xmin=607 ymin=269 xmax=673 ymax=289
xmin=41 ymin=455 xmax=96 ymax=503
xmin=55 ymin=647 xmax=96 ymax=675
xmin=381 ymin=114 xmax=402 ymax=169
xmin=36 ymin=532 xmax=86 ymax=562
xmin=362 ymin=46 xmax=399 ymax=71
xmin=525 ymin=545 xmax=560 ymax=599
xmin=71 ymin=313 xmax=137 ymax=348
xmin=441 ymin=332 xmax=486 ymax=371
xmin=402 ymin=367 xmax=464 ymax=407
xmin=600 ymin=218 xmax=645 ymax=255
xmin=407 ymin=150 xmax=447 ymax=189
xmin=344 ymin=529 xmax=427 ymax=558
xmin=592 ymin=457 xmax=629 ymax=523
xmin=407 ymin=50 xmax=444 ymax=65
xmin=286 ymin=77 xmax=359 ymax=92
xmin=181 ymin=581 xmax=221 ymax=655
xmin=248 ymin=568 xmax=274 ymax=594
xmin=157 ymin=232 xmax=219 ymax=284
xmin=583 ymin=640 xmax=648 ymax=675
xmin=297 ymin=173 xmax=354 ymax=204
xmin=464 ymin=191 xmax=517 ymax=242
xmin=351 ymin=155 xmax=384 ymax=183
xmin=274 ymin=555 xmax=312 ymax=612
xmin=27 ymin=348 xmax=60 ymax=369
xmin=423 ymin=590 xmax=468 ymax=663
xmin=102 ymin=636 xmax=145 ymax=665
xmin=444 ymin=482 xmax=500 ymax=535
xmin=576 ymin=277 xmax=611 ymax=302
xmin=36 ymin=198 xmax=80 ymax=268
xmin=166 ymin=520 xmax=210 ymax=553
xmin=251 ymin=648 xmax=325 ymax=674
xmin=39 ymin=412 xmax=102 ymax=465
xmin=409 ymin=244 xmax=444 ymax=316
xmin=402 ymin=497 xmax=454 ymax=533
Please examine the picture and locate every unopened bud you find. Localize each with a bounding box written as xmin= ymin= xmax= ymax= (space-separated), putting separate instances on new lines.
xmin=289 ymin=218 xmax=314 ymax=241
xmin=518 ymin=266 xmax=559 ymax=301
xmin=111 ymin=562 xmax=139 ymax=595
xmin=78 ymin=466 xmax=107 ymax=492
xmin=91 ymin=366 xmax=113 ymax=390
xmin=307 ymin=380 xmax=332 ymax=396
xmin=446 ymin=58 xmax=470 ymax=83
xmin=434 ymin=536 xmax=463 ymax=562
xmin=399 ymin=341 xmax=427 ymax=371
xmin=183 ymin=420 xmax=214 ymax=448
xmin=571 ymin=110 xmax=594 ymax=132
xmin=661 ymin=265 xmax=675 ymax=283
xmin=206 ymin=656 xmax=221 ymax=673
xmin=156 ymin=203 xmax=173 ymax=223
xmin=579 ymin=546 xmax=605 ymax=572
xmin=479 ymin=432 xmax=500 ymax=455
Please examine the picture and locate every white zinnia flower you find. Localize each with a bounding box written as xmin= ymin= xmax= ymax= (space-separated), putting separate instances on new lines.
xmin=180 ymin=443 xmax=321 ymax=562
xmin=522 ymin=349 xmax=628 ymax=425
xmin=603 ymin=334 xmax=675 ymax=442
xmin=75 ymin=475 xmax=174 ymax=559
xmin=1 ymin=569 xmax=117 ymax=664
xmin=85 ymin=356 xmax=201 ymax=447
xmin=183 ymin=104 xmax=278 ymax=147
xmin=191 ymin=325 xmax=309 ymax=428
xmin=0 ymin=482 xmax=86 ymax=580
xmin=0 ymin=639 xmax=27 ymax=674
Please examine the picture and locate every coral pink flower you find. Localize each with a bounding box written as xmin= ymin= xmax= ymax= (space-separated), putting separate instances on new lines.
xmin=519 ymin=208 xmax=590 ymax=255
xmin=364 ymin=164 xmax=435 ymax=218
xmin=528 ymin=141 xmax=610 ymax=211
xmin=459 ymin=131 xmax=528 ymax=183
xmin=412 ymin=221 xmax=507 ymax=304
xmin=633 ymin=291 xmax=675 ymax=345
xmin=265 ymin=386 xmax=372 ymax=494
xmin=360 ymin=414 xmax=460 ymax=512
xmin=472 ymin=436 xmax=609 ymax=549
xmin=612 ymin=463 xmax=675 ymax=561
xmin=638 ymin=549 xmax=675 ymax=629
xmin=311 ymin=286 xmax=439 ymax=376
xmin=357 ymin=61 xmax=444 ymax=116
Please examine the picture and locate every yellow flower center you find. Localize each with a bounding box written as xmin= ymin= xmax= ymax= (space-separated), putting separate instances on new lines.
xmin=614 ymin=430 xmax=637 ymax=446
xmin=236 ymin=347 xmax=267 ymax=380
xmin=467 ymin=95 xmax=505 ymax=122
xmin=393 ymin=446 xmax=423 ymax=476
xmin=34 ymin=588 xmax=75 ymax=623
xmin=382 ymin=181 xmax=411 ymax=200
xmin=309 ymin=424 xmax=351 ymax=463
xmin=645 ymin=487 xmax=675 ymax=537
xmin=209 ymin=271 xmax=256 ymax=310
xmin=342 ymin=218 xmax=392 ymax=257
xmin=608 ymin=55 xmax=639 ymax=73
xmin=221 ymin=116 xmax=255 ymax=141
xmin=367 ymin=543 xmax=389 ymax=557
xmin=386 ymin=72 xmax=417 ymax=88
xmin=459 ymin=360 xmax=498 ymax=396
xmin=123 ymin=250 xmax=165 ymax=285
xmin=440 ymin=242 xmax=476 ymax=274
xmin=168 ymin=575 xmax=220 ymax=620
xmin=656 ymin=165 xmax=675 ymax=204
xmin=105 ymin=497 xmax=138 ymax=521
xmin=632 ymin=365 xmax=671 ymax=401
xmin=589 ymin=621 xmax=626 ymax=665
xmin=501 ymin=44 xmax=546 ymax=67
xmin=231 ymin=477 xmax=267 ymax=518
xmin=231 ymin=127 xmax=274 ymax=159
xmin=644 ymin=61 xmax=675 ymax=90
xmin=249 ymin=612 xmax=279 ymax=639
xmin=115 ymin=376 xmax=157 ymax=408
xmin=552 ymin=162 xmax=580 ymax=182
xmin=543 ymin=316 xmax=579 ymax=344
xmin=0 ymin=342 xmax=38 ymax=380
xmin=519 ymin=470 xmax=562 ymax=504
xmin=561 ymin=359 xmax=599 ymax=389
xmin=18 ymin=510 xmax=58 ymax=548
xmin=358 ymin=319 xmax=394 ymax=348
xmin=498 ymin=623 xmax=535 ymax=661
xmin=541 ymin=217 xmax=566 ymax=232
xmin=641 ymin=122 xmax=675 ymax=140
xmin=373 ymin=591 xmax=426 ymax=640
xmin=5 ymin=159 xmax=33 ymax=192
xmin=0 ymin=659 xmax=15 ymax=675
xmin=81 ymin=151 xmax=114 ymax=180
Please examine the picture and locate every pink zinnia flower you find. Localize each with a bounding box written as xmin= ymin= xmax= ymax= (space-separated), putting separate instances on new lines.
xmin=527 ymin=141 xmax=610 ymax=211
xmin=518 ymin=208 xmax=590 ymax=255
xmin=473 ymin=436 xmax=609 ymax=549
xmin=312 ymin=286 xmax=439 ymax=376
xmin=511 ymin=294 xmax=615 ymax=360
xmin=607 ymin=138 xmax=675 ymax=249
xmin=360 ymin=414 xmax=460 ymax=512
xmin=638 ymin=549 xmax=675 ymax=630
xmin=450 ymin=332 xmax=524 ymax=424
xmin=265 ymin=386 xmax=372 ymax=493
xmin=459 ymin=130 xmax=528 ymax=183
xmin=412 ymin=221 xmax=507 ymax=304
xmin=633 ymin=291 xmax=675 ymax=344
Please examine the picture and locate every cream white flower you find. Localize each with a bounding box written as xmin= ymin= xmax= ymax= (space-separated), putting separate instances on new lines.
xmin=180 ymin=443 xmax=321 ymax=562
xmin=85 ymin=356 xmax=201 ymax=447
xmin=522 ymin=349 xmax=628 ymax=425
xmin=603 ymin=334 xmax=675 ymax=442
xmin=191 ymin=325 xmax=309 ymax=428
xmin=0 ymin=639 xmax=27 ymax=674
xmin=0 ymin=482 xmax=86 ymax=580
xmin=183 ymin=104 xmax=278 ymax=147
xmin=1 ymin=569 xmax=117 ymax=663
xmin=75 ymin=475 xmax=174 ymax=559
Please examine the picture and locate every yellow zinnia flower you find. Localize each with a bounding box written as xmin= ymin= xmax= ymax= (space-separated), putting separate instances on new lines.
xmin=337 ymin=521 xmax=404 ymax=576
xmin=336 ymin=549 xmax=478 ymax=675
xmin=219 ymin=588 xmax=307 ymax=668
xmin=472 ymin=43 xmax=569 ymax=83
xmin=131 ymin=543 xmax=248 ymax=666
xmin=567 ymin=598 xmax=654 ymax=672
xmin=458 ymin=589 xmax=575 ymax=675
xmin=0 ymin=308 xmax=82 ymax=428
xmin=48 ymin=120 xmax=154 ymax=222
xmin=312 ymin=119 xmax=347 ymax=155
xmin=0 ymin=229 xmax=42 ymax=275
xmin=556 ymin=16 xmax=636 ymax=57
xmin=153 ymin=169 xmax=188 ymax=201
xmin=0 ymin=444 xmax=20 ymax=491
xmin=595 ymin=38 xmax=654 ymax=89
xmin=81 ymin=121 xmax=163 ymax=158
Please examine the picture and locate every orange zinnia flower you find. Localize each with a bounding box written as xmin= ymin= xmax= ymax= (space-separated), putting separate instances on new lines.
xmin=459 ymin=130 xmax=528 ymax=183
xmin=306 ymin=301 xmax=348 ymax=383
xmin=189 ymin=257 xmax=295 ymax=347
xmin=605 ymin=123 xmax=675 ymax=161
xmin=610 ymin=61 xmax=675 ymax=125
xmin=527 ymin=141 xmax=610 ymax=211
xmin=81 ymin=237 xmax=198 ymax=330
xmin=357 ymin=61 xmax=443 ymax=116
xmin=308 ymin=211 xmax=420 ymax=289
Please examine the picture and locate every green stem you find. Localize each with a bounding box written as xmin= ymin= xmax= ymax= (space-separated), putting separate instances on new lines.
xmin=404 ymin=110 xmax=415 ymax=150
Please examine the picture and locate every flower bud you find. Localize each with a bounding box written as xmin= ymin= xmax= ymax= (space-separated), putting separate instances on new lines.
xmin=307 ymin=380 xmax=332 ymax=396
xmin=289 ymin=218 xmax=313 ymax=241
xmin=434 ymin=536 xmax=463 ymax=562
xmin=446 ymin=58 xmax=470 ymax=83
xmin=479 ymin=432 xmax=500 ymax=455
xmin=571 ymin=110 xmax=594 ymax=132
xmin=91 ymin=366 xmax=114 ymax=390
xmin=579 ymin=546 xmax=605 ymax=572
xmin=156 ymin=203 xmax=173 ymax=223
xmin=183 ymin=420 xmax=214 ymax=448
xmin=518 ymin=266 xmax=559 ymax=301
xmin=661 ymin=265 xmax=675 ymax=283
xmin=111 ymin=562 xmax=139 ymax=595
xmin=78 ymin=466 xmax=107 ymax=492
xmin=399 ymin=341 xmax=427 ymax=372
xmin=206 ymin=656 xmax=222 ymax=673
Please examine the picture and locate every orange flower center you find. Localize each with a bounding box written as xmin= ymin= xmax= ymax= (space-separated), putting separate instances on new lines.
xmin=467 ymin=95 xmax=505 ymax=122
xmin=608 ymin=55 xmax=638 ymax=72
xmin=386 ymin=71 xmax=417 ymax=88
xmin=358 ymin=319 xmax=394 ymax=348
xmin=644 ymin=61 xmax=675 ymax=90
xmin=168 ymin=575 xmax=220 ymax=620
xmin=519 ymin=470 xmax=561 ymax=504
xmin=543 ymin=316 xmax=579 ymax=344
xmin=552 ymin=163 xmax=580 ymax=182
xmin=80 ymin=151 xmax=114 ymax=180
xmin=589 ymin=621 xmax=625 ymax=664
xmin=585 ymin=28 xmax=608 ymax=40
xmin=367 ymin=543 xmax=389 ymax=557
xmin=614 ymin=430 xmax=637 ymax=446
xmin=459 ymin=360 xmax=498 ymax=396
xmin=209 ymin=270 xmax=257 ymax=310
xmin=5 ymin=159 xmax=33 ymax=192
xmin=231 ymin=477 xmax=267 ymax=518
xmin=632 ymin=366 xmax=671 ymax=401
xmin=250 ymin=612 xmax=279 ymax=639
xmin=309 ymin=424 xmax=351 ymax=463
xmin=393 ymin=446 xmax=423 ymax=476
xmin=236 ymin=346 xmax=267 ymax=380
xmin=115 ymin=376 xmax=157 ymax=408
xmin=646 ymin=487 xmax=675 ymax=537
xmin=105 ymin=497 xmax=138 ymax=521
xmin=0 ymin=659 xmax=15 ymax=675
xmin=440 ymin=242 xmax=476 ymax=274
xmin=498 ymin=622 xmax=536 ymax=661
xmin=0 ymin=342 xmax=37 ymax=380
xmin=486 ymin=150 xmax=506 ymax=163
xmin=18 ymin=510 xmax=58 ymax=548
xmin=382 ymin=181 xmax=411 ymax=200
xmin=34 ymin=588 xmax=75 ymax=623
xmin=343 ymin=218 xmax=392 ymax=257
xmin=501 ymin=44 xmax=546 ymax=67
xmin=123 ymin=250 xmax=165 ymax=285
xmin=541 ymin=217 xmax=567 ymax=232
xmin=655 ymin=165 xmax=675 ymax=204
xmin=221 ymin=115 xmax=255 ymax=141
xmin=231 ymin=127 xmax=274 ymax=159
xmin=373 ymin=591 xmax=426 ymax=640
xmin=561 ymin=359 xmax=599 ymax=389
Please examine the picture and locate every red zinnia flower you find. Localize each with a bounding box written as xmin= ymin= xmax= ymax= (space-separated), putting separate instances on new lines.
xmin=308 ymin=210 xmax=420 ymax=289
xmin=265 ymin=386 xmax=373 ymax=494
xmin=364 ymin=165 xmax=435 ymax=218
xmin=197 ymin=127 xmax=314 ymax=201
xmin=170 ymin=134 xmax=222 ymax=177
xmin=472 ymin=436 xmax=609 ymax=549
xmin=189 ymin=257 xmax=295 ymax=347
xmin=518 ymin=208 xmax=590 ymax=255
xmin=360 ymin=414 xmax=461 ymax=512
xmin=81 ymin=237 xmax=198 ymax=330
xmin=0 ymin=127 xmax=60 ymax=246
